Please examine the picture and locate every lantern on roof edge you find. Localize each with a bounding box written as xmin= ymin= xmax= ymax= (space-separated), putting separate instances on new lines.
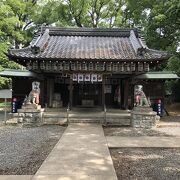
xmin=26 ymin=62 xmax=32 ymax=70
xmin=88 ymin=62 xmax=94 ymax=71
xmin=138 ymin=62 xmax=143 ymax=71
xmin=130 ymin=63 xmax=136 ymax=71
xmin=40 ymin=61 xmax=45 ymax=70
xmin=71 ymin=62 xmax=76 ymax=70
xmin=77 ymin=62 xmax=82 ymax=70
xmin=119 ymin=63 xmax=124 ymax=72
xmin=144 ymin=63 xmax=149 ymax=72
xmin=64 ymin=62 xmax=69 ymax=70
xmin=112 ymin=63 xmax=118 ymax=72
xmin=32 ymin=61 xmax=38 ymax=70
xmin=106 ymin=62 xmax=112 ymax=71
xmin=57 ymin=62 xmax=63 ymax=71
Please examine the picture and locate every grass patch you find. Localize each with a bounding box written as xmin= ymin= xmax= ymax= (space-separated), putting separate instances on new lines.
xmin=0 ymin=102 xmax=11 ymax=107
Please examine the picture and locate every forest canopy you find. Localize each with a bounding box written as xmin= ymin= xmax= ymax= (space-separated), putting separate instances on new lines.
xmin=0 ymin=0 xmax=179 ymax=89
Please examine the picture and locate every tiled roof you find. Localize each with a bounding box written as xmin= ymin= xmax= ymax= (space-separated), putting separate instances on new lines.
xmin=0 ymin=69 xmax=37 ymax=77
xmin=135 ymin=71 xmax=179 ymax=79
xmin=8 ymin=27 xmax=168 ymax=62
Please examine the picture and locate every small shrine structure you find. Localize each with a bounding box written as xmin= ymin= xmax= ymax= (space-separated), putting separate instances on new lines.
xmin=7 ymin=27 xmax=170 ymax=111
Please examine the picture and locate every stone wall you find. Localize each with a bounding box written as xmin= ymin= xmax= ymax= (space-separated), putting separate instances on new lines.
xmin=131 ymin=107 xmax=158 ymax=128
xmin=15 ymin=104 xmax=44 ymax=127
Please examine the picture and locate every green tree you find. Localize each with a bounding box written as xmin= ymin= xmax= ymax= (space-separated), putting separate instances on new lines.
xmin=0 ymin=0 xmax=37 ymax=89
xmin=33 ymin=0 xmax=127 ymax=28
xmin=0 ymin=0 xmax=179 ymax=89
xmin=124 ymin=0 xmax=180 ymax=73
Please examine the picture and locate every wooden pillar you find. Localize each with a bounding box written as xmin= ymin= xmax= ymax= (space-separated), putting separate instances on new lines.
xmin=69 ymin=77 xmax=73 ymax=109
xmin=162 ymin=80 xmax=165 ymax=105
xmin=131 ymin=83 xmax=135 ymax=109
xmin=123 ymin=79 xmax=129 ymax=109
xmin=46 ymin=78 xmax=49 ymax=107
xmin=129 ymin=78 xmax=135 ymax=109
xmin=40 ymin=79 xmax=45 ymax=107
xmin=102 ymin=75 xmax=105 ymax=109
xmin=47 ymin=78 xmax=54 ymax=107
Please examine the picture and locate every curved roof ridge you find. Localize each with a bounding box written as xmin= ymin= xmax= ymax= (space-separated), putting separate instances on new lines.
xmin=146 ymin=48 xmax=169 ymax=57
xmin=129 ymin=30 xmax=142 ymax=54
xmin=38 ymin=26 xmax=139 ymax=37
xmin=31 ymin=29 xmax=50 ymax=54
xmin=41 ymin=26 xmax=137 ymax=31
xmin=8 ymin=46 xmax=31 ymax=54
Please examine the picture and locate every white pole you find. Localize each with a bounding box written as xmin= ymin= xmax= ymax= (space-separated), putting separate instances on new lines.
xmin=4 ymin=98 xmax=7 ymax=124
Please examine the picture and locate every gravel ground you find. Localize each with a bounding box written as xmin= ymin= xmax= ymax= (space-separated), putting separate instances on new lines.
xmin=161 ymin=115 xmax=180 ymax=122
xmin=104 ymin=115 xmax=180 ymax=137
xmin=111 ymin=148 xmax=180 ymax=180
xmin=0 ymin=125 xmax=66 ymax=175
xmin=0 ymin=110 xmax=12 ymax=122
xmin=104 ymin=126 xmax=180 ymax=137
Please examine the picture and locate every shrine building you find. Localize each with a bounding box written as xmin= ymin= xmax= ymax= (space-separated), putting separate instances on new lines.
xmin=6 ymin=27 xmax=172 ymax=110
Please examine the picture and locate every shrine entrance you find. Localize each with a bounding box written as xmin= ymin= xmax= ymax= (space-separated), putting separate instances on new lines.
xmin=45 ymin=76 xmax=132 ymax=109
xmin=73 ymin=83 xmax=102 ymax=107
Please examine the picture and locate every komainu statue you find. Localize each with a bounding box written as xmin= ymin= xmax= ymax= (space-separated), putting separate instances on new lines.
xmin=24 ymin=81 xmax=40 ymax=105
xmin=134 ymin=85 xmax=150 ymax=107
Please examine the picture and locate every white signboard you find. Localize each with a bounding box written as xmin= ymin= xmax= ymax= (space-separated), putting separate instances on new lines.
xmin=73 ymin=74 xmax=78 ymax=81
xmin=91 ymin=74 xmax=97 ymax=82
xmin=97 ymin=74 xmax=102 ymax=82
xmin=84 ymin=74 xmax=90 ymax=81
xmin=78 ymin=74 xmax=84 ymax=82
xmin=0 ymin=89 xmax=12 ymax=99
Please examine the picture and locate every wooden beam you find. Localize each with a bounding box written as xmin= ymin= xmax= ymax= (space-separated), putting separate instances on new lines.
xmin=69 ymin=77 xmax=73 ymax=109
xmin=123 ymin=79 xmax=129 ymax=109
xmin=47 ymin=78 xmax=54 ymax=107
xmin=102 ymin=75 xmax=105 ymax=109
xmin=131 ymin=83 xmax=134 ymax=109
xmin=40 ymin=80 xmax=45 ymax=107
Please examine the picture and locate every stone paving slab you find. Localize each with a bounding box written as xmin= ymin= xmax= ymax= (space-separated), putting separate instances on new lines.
xmin=34 ymin=124 xmax=117 ymax=180
xmin=157 ymin=121 xmax=180 ymax=127
xmin=0 ymin=175 xmax=33 ymax=180
xmin=106 ymin=136 xmax=180 ymax=147
xmin=32 ymin=175 xmax=117 ymax=180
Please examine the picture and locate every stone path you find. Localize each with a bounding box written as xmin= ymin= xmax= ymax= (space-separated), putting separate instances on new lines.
xmin=32 ymin=124 xmax=118 ymax=180
xmin=107 ymin=136 xmax=180 ymax=148
xmin=0 ymin=175 xmax=32 ymax=180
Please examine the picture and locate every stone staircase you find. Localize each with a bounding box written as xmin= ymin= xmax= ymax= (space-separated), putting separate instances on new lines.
xmin=68 ymin=108 xmax=104 ymax=123
xmin=106 ymin=109 xmax=131 ymax=126
xmin=43 ymin=108 xmax=131 ymax=125
xmin=43 ymin=108 xmax=67 ymax=124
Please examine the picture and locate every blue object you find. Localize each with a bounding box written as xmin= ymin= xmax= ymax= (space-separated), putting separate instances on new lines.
xmin=12 ymin=98 xmax=17 ymax=113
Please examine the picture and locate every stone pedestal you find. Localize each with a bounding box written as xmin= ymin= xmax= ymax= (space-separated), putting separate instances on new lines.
xmin=131 ymin=106 xmax=158 ymax=128
xmin=16 ymin=104 xmax=44 ymax=127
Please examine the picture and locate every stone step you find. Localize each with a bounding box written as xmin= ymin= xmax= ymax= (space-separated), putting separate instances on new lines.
xmin=43 ymin=117 xmax=67 ymax=125
xmin=43 ymin=109 xmax=131 ymax=125
xmin=106 ymin=115 xmax=131 ymax=119
xmin=157 ymin=122 xmax=180 ymax=127
xmin=106 ymin=109 xmax=131 ymax=113
xmin=69 ymin=115 xmax=104 ymax=119
xmin=45 ymin=108 xmax=66 ymax=112
xmin=106 ymin=118 xmax=131 ymax=126
xmin=69 ymin=119 xmax=102 ymax=123
xmin=43 ymin=113 xmax=66 ymax=118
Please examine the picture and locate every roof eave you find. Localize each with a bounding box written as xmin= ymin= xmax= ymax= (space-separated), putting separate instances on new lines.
xmin=7 ymin=53 xmax=169 ymax=63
